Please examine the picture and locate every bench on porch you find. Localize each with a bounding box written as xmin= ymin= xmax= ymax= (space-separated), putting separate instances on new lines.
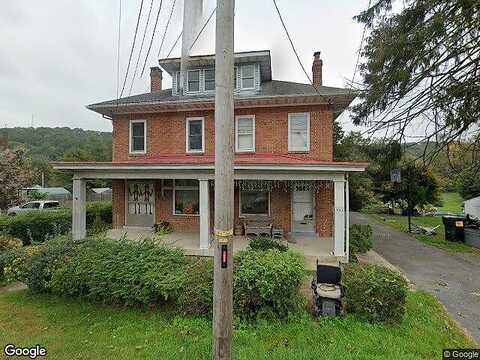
xmin=243 ymin=215 xmax=273 ymax=237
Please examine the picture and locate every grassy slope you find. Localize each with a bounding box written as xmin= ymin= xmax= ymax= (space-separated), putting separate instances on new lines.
xmin=438 ymin=192 xmax=464 ymax=213
xmin=0 ymin=290 xmax=474 ymax=359
xmin=369 ymin=214 xmax=479 ymax=254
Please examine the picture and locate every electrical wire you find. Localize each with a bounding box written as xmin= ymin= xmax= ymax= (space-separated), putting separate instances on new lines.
xmin=140 ymin=0 xmax=164 ymax=77
xmin=120 ymin=0 xmax=144 ymax=98
xmin=349 ymin=0 xmax=372 ymax=92
xmin=129 ymin=0 xmax=155 ymax=95
xmin=165 ymin=7 xmax=216 ymax=59
xmin=272 ymin=0 xmax=315 ymax=90
xmin=157 ymin=0 xmax=177 ymax=58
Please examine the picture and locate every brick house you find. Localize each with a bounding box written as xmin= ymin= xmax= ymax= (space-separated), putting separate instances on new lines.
xmin=54 ymin=50 xmax=367 ymax=261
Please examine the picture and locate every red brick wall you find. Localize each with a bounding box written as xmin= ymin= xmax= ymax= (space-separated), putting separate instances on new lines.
xmin=315 ymin=181 xmax=334 ymax=237
xmin=111 ymin=105 xmax=333 ymax=162
xmin=112 ymin=180 xmax=125 ymax=228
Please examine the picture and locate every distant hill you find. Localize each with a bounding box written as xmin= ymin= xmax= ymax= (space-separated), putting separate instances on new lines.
xmin=1 ymin=127 xmax=112 ymax=162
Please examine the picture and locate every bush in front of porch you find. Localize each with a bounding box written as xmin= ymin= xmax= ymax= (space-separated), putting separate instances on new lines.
xmin=0 ymin=202 xmax=112 ymax=245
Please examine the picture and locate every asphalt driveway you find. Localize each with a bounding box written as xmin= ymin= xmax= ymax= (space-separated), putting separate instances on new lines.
xmin=351 ymin=212 xmax=480 ymax=343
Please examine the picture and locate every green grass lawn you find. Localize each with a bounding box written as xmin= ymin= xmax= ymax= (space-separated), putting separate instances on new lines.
xmin=369 ymin=214 xmax=479 ymax=254
xmin=438 ymin=192 xmax=464 ymax=214
xmin=0 ymin=289 xmax=474 ymax=359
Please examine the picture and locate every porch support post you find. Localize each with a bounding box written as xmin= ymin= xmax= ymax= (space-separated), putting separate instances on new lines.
xmin=72 ymin=177 xmax=86 ymax=241
xmin=345 ymin=175 xmax=350 ymax=262
xmin=333 ymin=180 xmax=345 ymax=257
xmin=199 ymin=179 xmax=210 ymax=249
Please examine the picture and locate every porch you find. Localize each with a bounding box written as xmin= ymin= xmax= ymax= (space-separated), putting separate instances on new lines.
xmin=107 ymin=227 xmax=341 ymax=269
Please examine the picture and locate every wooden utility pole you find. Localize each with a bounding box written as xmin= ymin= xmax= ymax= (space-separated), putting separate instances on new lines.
xmin=212 ymin=0 xmax=234 ymax=358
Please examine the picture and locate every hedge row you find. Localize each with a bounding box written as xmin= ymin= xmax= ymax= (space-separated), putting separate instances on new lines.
xmin=1 ymin=236 xmax=306 ymax=320
xmin=0 ymin=202 xmax=112 ymax=245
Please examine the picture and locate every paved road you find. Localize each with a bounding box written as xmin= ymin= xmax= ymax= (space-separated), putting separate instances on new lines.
xmin=351 ymin=212 xmax=480 ymax=343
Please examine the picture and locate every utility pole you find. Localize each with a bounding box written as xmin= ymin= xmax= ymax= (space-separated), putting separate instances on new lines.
xmin=212 ymin=0 xmax=234 ymax=358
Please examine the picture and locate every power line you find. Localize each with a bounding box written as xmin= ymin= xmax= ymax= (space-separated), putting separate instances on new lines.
xmin=271 ymin=0 xmax=315 ymax=89
xmin=157 ymin=0 xmax=177 ymax=58
xmin=140 ymin=0 xmax=164 ymax=77
xmin=165 ymin=7 xmax=216 ymax=59
xmin=116 ymin=0 xmax=122 ymax=101
xmin=120 ymin=0 xmax=144 ymax=98
xmin=129 ymin=0 xmax=155 ymax=96
xmin=350 ymin=0 xmax=372 ymax=91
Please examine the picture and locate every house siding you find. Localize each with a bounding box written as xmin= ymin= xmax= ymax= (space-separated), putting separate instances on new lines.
xmin=111 ymin=105 xmax=333 ymax=162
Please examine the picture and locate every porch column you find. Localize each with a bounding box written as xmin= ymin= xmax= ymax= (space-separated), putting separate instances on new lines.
xmin=199 ymin=179 xmax=210 ymax=249
xmin=72 ymin=177 xmax=86 ymax=241
xmin=333 ymin=180 xmax=346 ymax=257
xmin=345 ymin=176 xmax=350 ymax=261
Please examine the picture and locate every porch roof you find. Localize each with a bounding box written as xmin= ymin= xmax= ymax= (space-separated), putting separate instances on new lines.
xmin=52 ymin=155 xmax=367 ymax=181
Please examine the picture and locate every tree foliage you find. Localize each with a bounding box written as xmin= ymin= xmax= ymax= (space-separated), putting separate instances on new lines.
xmin=353 ymin=0 xmax=480 ymax=169
xmin=0 ymin=147 xmax=34 ymax=209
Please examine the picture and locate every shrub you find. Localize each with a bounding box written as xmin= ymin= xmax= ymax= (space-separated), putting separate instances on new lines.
xmin=233 ymin=249 xmax=305 ymax=320
xmin=0 ymin=245 xmax=45 ymax=284
xmin=176 ymin=257 xmax=214 ymax=317
xmin=0 ymin=235 xmax=23 ymax=252
xmin=343 ymin=263 xmax=408 ymax=323
xmin=50 ymin=238 xmax=187 ymax=306
xmin=349 ymin=224 xmax=373 ymax=258
xmin=248 ymin=236 xmax=288 ymax=252
xmin=0 ymin=202 xmax=113 ymax=245
xmin=154 ymin=221 xmax=173 ymax=235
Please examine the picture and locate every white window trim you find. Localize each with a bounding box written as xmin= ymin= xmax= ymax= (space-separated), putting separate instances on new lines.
xmin=172 ymin=180 xmax=200 ymax=217
xmin=186 ymin=69 xmax=201 ymax=93
xmin=288 ymin=112 xmax=310 ymax=152
xmin=240 ymin=65 xmax=256 ymax=90
xmin=129 ymin=119 xmax=147 ymax=154
xmin=235 ymin=115 xmax=255 ymax=153
xmin=185 ymin=117 xmax=205 ymax=153
xmin=239 ymin=190 xmax=271 ymax=217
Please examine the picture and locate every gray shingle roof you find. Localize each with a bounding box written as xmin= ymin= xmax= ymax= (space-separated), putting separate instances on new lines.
xmin=88 ymin=80 xmax=353 ymax=108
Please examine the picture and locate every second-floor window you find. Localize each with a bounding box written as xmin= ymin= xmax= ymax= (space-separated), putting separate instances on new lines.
xmin=129 ymin=119 xmax=146 ymax=154
xmin=204 ymin=69 xmax=215 ymax=91
xmin=241 ymin=65 xmax=255 ymax=89
xmin=235 ymin=115 xmax=255 ymax=152
xmin=186 ymin=117 xmax=204 ymax=153
xmin=187 ymin=70 xmax=200 ymax=92
xmin=288 ymin=113 xmax=310 ymax=152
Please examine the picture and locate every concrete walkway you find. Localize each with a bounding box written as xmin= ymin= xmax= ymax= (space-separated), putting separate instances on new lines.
xmin=351 ymin=212 xmax=480 ymax=343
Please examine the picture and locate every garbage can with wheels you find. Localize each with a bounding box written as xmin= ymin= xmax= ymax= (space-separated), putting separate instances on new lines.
xmin=441 ymin=216 xmax=465 ymax=242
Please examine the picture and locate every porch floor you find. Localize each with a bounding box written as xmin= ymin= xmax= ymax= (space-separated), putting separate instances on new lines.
xmin=107 ymin=227 xmax=343 ymax=269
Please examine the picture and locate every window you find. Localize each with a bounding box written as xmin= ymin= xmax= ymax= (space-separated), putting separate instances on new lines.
xmin=175 ymin=71 xmax=181 ymax=93
xmin=204 ymin=69 xmax=215 ymax=91
xmin=43 ymin=202 xmax=59 ymax=209
xmin=187 ymin=70 xmax=200 ymax=92
xmin=235 ymin=115 xmax=255 ymax=152
xmin=240 ymin=190 xmax=269 ymax=215
xmin=241 ymin=65 xmax=255 ymax=89
xmin=234 ymin=67 xmax=238 ymax=89
xmin=22 ymin=202 xmax=40 ymax=209
xmin=129 ymin=120 xmax=146 ymax=153
xmin=174 ymin=180 xmax=199 ymax=215
xmin=186 ymin=117 xmax=204 ymax=153
xmin=288 ymin=113 xmax=310 ymax=152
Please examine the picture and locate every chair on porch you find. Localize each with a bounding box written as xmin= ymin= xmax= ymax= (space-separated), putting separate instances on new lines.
xmin=243 ymin=215 xmax=272 ymax=238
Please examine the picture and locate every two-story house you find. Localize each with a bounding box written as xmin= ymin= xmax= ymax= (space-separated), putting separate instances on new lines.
xmin=54 ymin=50 xmax=367 ymax=261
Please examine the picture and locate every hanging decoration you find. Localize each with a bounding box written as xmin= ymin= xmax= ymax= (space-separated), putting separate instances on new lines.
xmin=208 ymin=180 xmax=332 ymax=193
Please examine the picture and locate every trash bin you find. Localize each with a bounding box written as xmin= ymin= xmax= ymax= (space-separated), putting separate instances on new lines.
xmin=442 ymin=216 xmax=465 ymax=242
xmin=464 ymin=228 xmax=480 ymax=249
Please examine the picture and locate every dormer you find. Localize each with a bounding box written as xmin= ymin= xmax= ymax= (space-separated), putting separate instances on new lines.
xmin=158 ymin=50 xmax=272 ymax=96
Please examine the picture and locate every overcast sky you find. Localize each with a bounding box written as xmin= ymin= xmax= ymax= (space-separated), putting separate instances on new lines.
xmin=0 ymin=0 xmax=369 ymax=132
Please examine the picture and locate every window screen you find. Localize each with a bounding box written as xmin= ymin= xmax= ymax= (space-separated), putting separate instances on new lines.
xmin=236 ymin=117 xmax=254 ymax=151
xmin=241 ymin=65 xmax=255 ymax=89
xmin=131 ymin=121 xmax=145 ymax=152
xmin=204 ymin=69 xmax=215 ymax=91
xmin=289 ymin=113 xmax=309 ymax=151
xmin=187 ymin=70 xmax=200 ymax=92
xmin=187 ymin=119 xmax=203 ymax=152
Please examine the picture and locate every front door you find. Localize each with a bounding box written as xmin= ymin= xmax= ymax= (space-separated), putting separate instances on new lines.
xmin=126 ymin=181 xmax=155 ymax=227
xmin=292 ymin=188 xmax=314 ymax=233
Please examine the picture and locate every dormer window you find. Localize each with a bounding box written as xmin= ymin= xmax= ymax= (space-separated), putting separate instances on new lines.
xmin=187 ymin=70 xmax=200 ymax=92
xmin=241 ymin=65 xmax=255 ymax=89
xmin=204 ymin=69 xmax=215 ymax=91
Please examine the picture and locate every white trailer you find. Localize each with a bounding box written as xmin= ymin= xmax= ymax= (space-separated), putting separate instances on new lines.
xmin=464 ymin=196 xmax=480 ymax=219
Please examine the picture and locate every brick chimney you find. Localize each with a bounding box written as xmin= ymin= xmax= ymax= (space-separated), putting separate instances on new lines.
xmin=312 ymin=51 xmax=323 ymax=88
xmin=150 ymin=67 xmax=163 ymax=92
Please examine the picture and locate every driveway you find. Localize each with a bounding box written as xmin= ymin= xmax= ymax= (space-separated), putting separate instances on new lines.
xmin=351 ymin=212 xmax=480 ymax=343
